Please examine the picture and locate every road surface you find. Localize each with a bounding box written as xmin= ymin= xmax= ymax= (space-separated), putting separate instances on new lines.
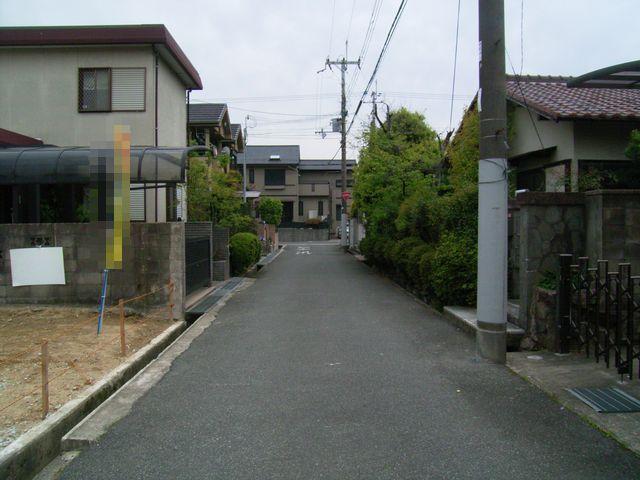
xmin=61 ymin=242 xmax=640 ymax=479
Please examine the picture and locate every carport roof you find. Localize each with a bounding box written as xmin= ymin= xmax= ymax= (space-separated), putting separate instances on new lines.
xmin=0 ymin=146 xmax=209 ymax=185
xmin=568 ymin=60 xmax=640 ymax=89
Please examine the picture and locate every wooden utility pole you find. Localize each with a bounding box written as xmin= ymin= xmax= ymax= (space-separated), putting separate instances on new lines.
xmin=325 ymin=56 xmax=359 ymax=245
xmin=477 ymin=0 xmax=508 ymax=363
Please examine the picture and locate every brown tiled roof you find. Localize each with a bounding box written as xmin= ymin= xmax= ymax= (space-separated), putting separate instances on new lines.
xmin=506 ymin=75 xmax=640 ymax=121
xmin=0 ymin=25 xmax=202 ymax=90
xmin=0 ymin=128 xmax=43 ymax=147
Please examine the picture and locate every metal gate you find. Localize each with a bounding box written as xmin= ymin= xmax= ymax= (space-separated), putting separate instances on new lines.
xmin=557 ymin=254 xmax=640 ymax=379
xmin=185 ymin=222 xmax=212 ymax=295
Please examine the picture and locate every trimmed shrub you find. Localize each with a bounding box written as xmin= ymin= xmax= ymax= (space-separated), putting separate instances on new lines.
xmin=229 ymin=232 xmax=261 ymax=275
xmin=219 ymin=214 xmax=256 ymax=236
xmin=431 ymin=232 xmax=477 ymax=307
xmin=258 ymin=198 xmax=283 ymax=225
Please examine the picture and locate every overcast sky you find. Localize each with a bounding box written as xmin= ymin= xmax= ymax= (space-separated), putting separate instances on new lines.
xmin=1 ymin=0 xmax=639 ymax=159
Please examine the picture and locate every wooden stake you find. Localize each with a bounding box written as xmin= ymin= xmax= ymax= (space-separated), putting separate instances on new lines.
xmin=167 ymin=279 xmax=174 ymax=321
xmin=119 ymin=299 xmax=126 ymax=357
xmin=41 ymin=340 xmax=49 ymax=419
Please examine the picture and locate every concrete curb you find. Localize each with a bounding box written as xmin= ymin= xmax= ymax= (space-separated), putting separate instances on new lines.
xmin=0 ymin=321 xmax=187 ymax=480
xmin=60 ymin=279 xmax=251 ymax=452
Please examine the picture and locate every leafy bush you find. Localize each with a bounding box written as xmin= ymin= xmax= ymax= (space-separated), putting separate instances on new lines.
xmin=229 ymin=232 xmax=261 ymax=275
xmin=418 ymin=248 xmax=436 ymax=298
xmin=219 ymin=214 xmax=256 ymax=236
xmin=407 ymin=243 xmax=432 ymax=289
xmin=258 ymin=198 xmax=283 ymax=225
xmin=430 ymin=232 xmax=477 ymax=306
xmin=390 ymin=237 xmax=424 ymax=282
xmin=537 ymin=270 xmax=557 ymax=290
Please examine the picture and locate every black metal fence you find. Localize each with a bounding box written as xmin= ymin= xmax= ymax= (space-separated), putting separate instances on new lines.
xmin=557 ymin=255 xmax=640 ymax=379
xmin=185 ymin=222 xmax=212 ymax=295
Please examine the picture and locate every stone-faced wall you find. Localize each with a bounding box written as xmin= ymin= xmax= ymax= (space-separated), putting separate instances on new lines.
xmin=515 ymin=192 xmax=585 ymax=330
xmin=585 ymin=190 xmax=640 ymax=272
xmin=0 ymin=222 xmax=185 ymax=318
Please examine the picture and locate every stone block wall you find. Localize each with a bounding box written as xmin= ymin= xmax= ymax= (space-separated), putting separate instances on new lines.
xmin=0 ymin=222 xmax=185 ymax=318
xmin=514 ymin=192 xmax=585 ymax=331
xmin=585 ymin=190 xmax=640 ymax=272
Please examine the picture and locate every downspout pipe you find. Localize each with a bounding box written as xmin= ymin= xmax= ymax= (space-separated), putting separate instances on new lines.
xmin=154 ymin=47 xmax=159 ymax=222
xmin=186 ymin=88 xmax=192 ymax=146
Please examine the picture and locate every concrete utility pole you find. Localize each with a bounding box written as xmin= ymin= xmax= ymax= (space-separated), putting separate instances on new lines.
xmin=477 ymin=0 xmax=508 ymax=363
xmin=325 ymin=56 xmax=359 ymax=246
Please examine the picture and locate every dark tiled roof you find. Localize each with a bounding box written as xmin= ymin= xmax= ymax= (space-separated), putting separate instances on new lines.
xmin=506 ymin=75 xmax=640 ymax=121
xmin=188 ymin=103 xmax=227 ymax=124
xmin=236 ymin=145 xmax=300 ymax=165
xmin=298 ymin=159 xmax=356 ymax=171
xmin=230 ymin=124 xmax=242 ymax=140
xmin=0 ymin=25 xmax=202 ymax=89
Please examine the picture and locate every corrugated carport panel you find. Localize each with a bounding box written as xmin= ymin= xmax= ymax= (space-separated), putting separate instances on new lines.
xmin=111 ymin=68 xmax=145 ymax=111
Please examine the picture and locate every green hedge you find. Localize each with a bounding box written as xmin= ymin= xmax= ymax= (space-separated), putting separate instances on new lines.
xmin=229 ymin=232 xmax=262 ymax=275
xmin=219 ymin=214 xmax=256 ymax=236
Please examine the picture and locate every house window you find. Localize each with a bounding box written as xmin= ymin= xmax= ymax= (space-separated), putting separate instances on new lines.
xmin=265 ymin=168 xmax=285 ymax=186
xmin=318 ymin=200 xmax=324 ymax=216
xmin=298 ymin=200 xmax=304 ymax=216
xmin=79 ymin=67 xmax=145 ymax=112
xmin=336 ymin=204 xmax=342 ymax=221
xmin=249 ymin=168 xmax=255 ymax=183
xmin=311 ymin=183 xmax=316 ymax=192
xmin=79 ymin=68 xmax=111 ymax=112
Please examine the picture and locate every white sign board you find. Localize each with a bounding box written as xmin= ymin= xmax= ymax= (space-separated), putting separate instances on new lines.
xmin=10 ymin=247 xmax=66 ymax=286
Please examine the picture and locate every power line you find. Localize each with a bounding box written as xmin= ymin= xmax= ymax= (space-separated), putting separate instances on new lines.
xmin=347 ymin=0 xmax=409 ymax=135
xmin=448 ymin=0 xmax=462 ymax=132
xmin=506 ymin=48 xmax=544 ymax=150
xmin=328 ymin=0 xmax=337 ymax=55
xmin=346 ymin=0 xmax=357 ymax=45
xmin=347 ymin=0 xmax=384 ymax=105
xmin=223 ymin=106 xmax=339 ymax=117
xmin=520 ymin=0 xmax=525 ymax=75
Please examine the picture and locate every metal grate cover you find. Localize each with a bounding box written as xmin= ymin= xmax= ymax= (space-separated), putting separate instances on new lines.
xmin=186 ymin=277 xmax=243 ymax=317
xmin=567 ymin=387 xmax=640 ymax=413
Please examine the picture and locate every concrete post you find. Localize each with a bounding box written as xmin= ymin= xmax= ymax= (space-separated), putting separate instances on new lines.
xmin=477 ymin=0 xmax=508 ymax=363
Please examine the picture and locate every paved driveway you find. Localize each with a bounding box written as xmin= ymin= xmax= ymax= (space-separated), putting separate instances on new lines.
xmin=61 ymin=242 xmax=640 ymax=479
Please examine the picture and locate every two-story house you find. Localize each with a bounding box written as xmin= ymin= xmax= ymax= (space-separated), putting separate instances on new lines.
xmin=235 ymin=145 xmax=355 ymax=231
xmin=0 ymin=24 xmax=203 ymax=222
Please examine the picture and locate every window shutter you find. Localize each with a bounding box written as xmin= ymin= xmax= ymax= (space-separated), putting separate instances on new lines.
xmin=130 ymin=185 xmax=145 ymax=221
xmin=111 ymin=68 xmax=145 ymax=111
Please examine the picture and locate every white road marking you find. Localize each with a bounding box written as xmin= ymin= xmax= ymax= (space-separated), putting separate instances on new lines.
xmin=296 ymin=246 xmax=311 ymax=255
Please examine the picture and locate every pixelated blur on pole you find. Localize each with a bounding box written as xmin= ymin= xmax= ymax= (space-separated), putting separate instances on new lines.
xmin=108 ymin=125 xmax=131 ymax=270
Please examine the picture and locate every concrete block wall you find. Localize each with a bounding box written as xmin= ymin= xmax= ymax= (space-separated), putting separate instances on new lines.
xmin=0 ymin=222 xmax=185 ymax=318
xmin=278 ymin=228 xmax=329 ymax=243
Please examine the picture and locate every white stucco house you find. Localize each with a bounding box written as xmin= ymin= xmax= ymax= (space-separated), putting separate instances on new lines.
xmin=0 ymin=24 xmax=203 ymax=222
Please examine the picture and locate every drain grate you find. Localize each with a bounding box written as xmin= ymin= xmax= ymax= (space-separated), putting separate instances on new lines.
xmin=186 ymin=277 xmax=243 ymax=317
xmin=567 ymin=387 xmax=640 ymax=413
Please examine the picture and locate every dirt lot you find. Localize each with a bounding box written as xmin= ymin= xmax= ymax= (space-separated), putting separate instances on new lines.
xmin=0 ymin=305 xmax=175 ymax=449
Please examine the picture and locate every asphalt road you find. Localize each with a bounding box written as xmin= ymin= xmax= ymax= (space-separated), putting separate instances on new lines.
xmin=61 ymin=242 xmax=640 ymax=479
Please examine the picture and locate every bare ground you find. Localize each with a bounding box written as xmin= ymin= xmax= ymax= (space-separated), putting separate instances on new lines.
xmin=0 ymin=305 xmax=174 ymax=449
